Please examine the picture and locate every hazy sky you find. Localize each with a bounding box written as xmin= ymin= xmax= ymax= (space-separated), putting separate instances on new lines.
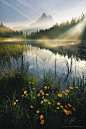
xmin=0 ymin=0 xmax=86 ymax=28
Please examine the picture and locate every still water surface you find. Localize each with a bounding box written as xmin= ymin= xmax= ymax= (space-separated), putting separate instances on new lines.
xmin=0 ymin=40 xmax=86 ymax=90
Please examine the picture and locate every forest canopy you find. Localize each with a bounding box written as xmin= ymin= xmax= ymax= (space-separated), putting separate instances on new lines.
xmin=0 ymin=23 xmax=25 ymax=38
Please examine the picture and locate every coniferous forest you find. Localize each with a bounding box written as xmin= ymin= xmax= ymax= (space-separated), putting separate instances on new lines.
xmin=0 ymin=23 xmax=25 ymax=39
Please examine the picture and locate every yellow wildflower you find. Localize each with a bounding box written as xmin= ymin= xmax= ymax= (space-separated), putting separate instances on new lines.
xmin=30 ymin=105 xmax=33 ymax=108
xmin=26 ymin=94 xmax=28 ymax=96
xmin=36 ymin=110 xmax=40 ymax=113
xmin=42 ymin=92 xmax=44 ymax=96
xmin=46 ymin=93 xmax=49 ymax=96
xmin=21 ymin=94 xmax=24 ymax=97
xmin=32 ymin=88 xmax=35 ymax=90
xmin=40 ymin=90 xmax=43 ymax=93
xmin=32 ymin=82 xmax=34 ymax=84
xmin=57 ymin=102 xmax=61 ymax=105
xmin=65 ymin=105 xmax=68 ymax=108
xmin=16 ymin=100 xmax=18 ymax=102
xmin=44 ymin=99 xmax=46 ymax=102
xmin=62 ymin=91 xmax=65 ymax=93
xmin=48 ymin=86 xmax=49 ymax=89
xmin=13 ymin=102 xmax=16 ymax=105
xmin=57 ymin=107 xmax=59 ymax=109
xmin=37 ymin=93 xmax=40 ymax=96
xmin=75 ymin=87 xmax=78 ymax=89
xmin=42 ymin=96 xmax=44 ymax=99
xmin=40 ymin=120 xmax=44 ymax=125
xmin=65 ymin=93 xmax=68 ymax=96
xmin=72 ymin=107 xmax=76 ymax=111
xmin=29 ymin=82 xmax=31 ymax=84
xmin=58 ymin=94 xmax=62 ymax=97
xmin=69 ymin=110 xmax=72 ymax=114
xmin=33 ymin=97 xmax=35 ymax=99
xmin=48 ymin=102 xmax=51 ymax=105
xmin=40 ymin=115 xmax=44 ymax=120
xmin=60 ymin=105 xmax=63 ymax=109
xmin=69 ymin=87 xmax=74 ymax=89
xmin=24 ymin=91 xmax=27 ymax=94
xmin=63 ymin=109 xmax=69 ymax=115
xmin=44 ymin=86 xmax=47 ymax=89
xmin=65 ymin=89 xmax=69 ymax=93
xmin=68 ymin=104 xmax=72 ymax=107
xmin=40 ymin=100 xmax=44 ymax=104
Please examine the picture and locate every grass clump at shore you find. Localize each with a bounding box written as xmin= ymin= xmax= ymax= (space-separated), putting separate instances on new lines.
xmin=0 ymin=69 xmax=86 ymax=129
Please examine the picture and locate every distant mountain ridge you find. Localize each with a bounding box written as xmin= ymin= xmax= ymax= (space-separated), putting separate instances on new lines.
xmin=12 ymin=13 xmax=55 ymax=34
xmin=38 ymin=13 xmax=54 ymax=22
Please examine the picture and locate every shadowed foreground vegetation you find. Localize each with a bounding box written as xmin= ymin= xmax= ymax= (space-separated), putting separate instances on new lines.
xmin=0 ymin=66 xmax=86 ymax=129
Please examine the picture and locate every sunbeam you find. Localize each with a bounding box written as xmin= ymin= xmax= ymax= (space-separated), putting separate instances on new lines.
xmin=57 ymin=19 xmax=86 ymax=40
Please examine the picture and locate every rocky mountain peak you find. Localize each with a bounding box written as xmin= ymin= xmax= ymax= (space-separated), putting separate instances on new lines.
xmin=41 ymin=13 xmax=47 ymax=18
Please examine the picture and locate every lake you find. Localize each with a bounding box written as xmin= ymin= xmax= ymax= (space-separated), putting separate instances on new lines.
xmin=0 ymin=40 xmax=86 ymax=90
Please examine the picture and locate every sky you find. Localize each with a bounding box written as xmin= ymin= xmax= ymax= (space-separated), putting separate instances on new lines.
xmin=0 ymin=0 xmax=86 ymax=28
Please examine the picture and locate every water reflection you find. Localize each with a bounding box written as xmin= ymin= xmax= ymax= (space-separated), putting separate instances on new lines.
xmin=0 ymin=41 xmax=86 ymax=90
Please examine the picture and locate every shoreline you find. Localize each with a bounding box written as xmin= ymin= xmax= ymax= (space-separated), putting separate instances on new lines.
xmin=0 ymin=37 xmax=84 ymax=42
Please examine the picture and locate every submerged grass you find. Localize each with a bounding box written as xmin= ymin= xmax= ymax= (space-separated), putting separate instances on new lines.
xmin=0 ymin=67 xmax=86 ymax=129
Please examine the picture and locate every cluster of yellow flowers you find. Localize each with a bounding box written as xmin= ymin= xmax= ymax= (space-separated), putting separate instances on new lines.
xmin=30 ymin=105 xmax=44 ymax=125
xmin=44 ymin=86 xmax=49 ymax=89
xmin=69 ymin=86 xmax=79 ymax=89
xmin=13 ymin=99 xmax=18 ymax=105
xmin=61 ymin=86 xmax=79 ymax=96
xmin=56 ymin=101 xmax=76 ymax=115
xmin=40 ymin=99 xmax=51 ymax=104
xmin=21 ymin=90 xmax=28 ymax=97
xmin=29 ymin=86 xmax=51 ymax=125
xmin=29 ymin=82 xmax=34 ymax=84
xmin=40 ymin=90 xmax=45 ymax=95
xmin=58 ymin=94 xmax=62 ymax=97
xmin=37 ymin=89 xmax=50 ymax=97
xmin=40 ymin=115 xmax=44 ymax=125
xmin=14 ymin=85 xmax=78 ymax=126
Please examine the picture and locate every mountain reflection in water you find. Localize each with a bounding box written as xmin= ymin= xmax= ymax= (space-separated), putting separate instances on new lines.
xmin=0 ymin=41 xmax=86 ymax=90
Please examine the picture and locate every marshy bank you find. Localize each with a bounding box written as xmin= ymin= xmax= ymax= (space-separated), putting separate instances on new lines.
xmin=0 ymin=66 xmax=86 ymax=129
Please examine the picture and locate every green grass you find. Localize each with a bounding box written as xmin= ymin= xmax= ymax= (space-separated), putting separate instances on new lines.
xmin=0 ymin=68 xmax=86 ymax=129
